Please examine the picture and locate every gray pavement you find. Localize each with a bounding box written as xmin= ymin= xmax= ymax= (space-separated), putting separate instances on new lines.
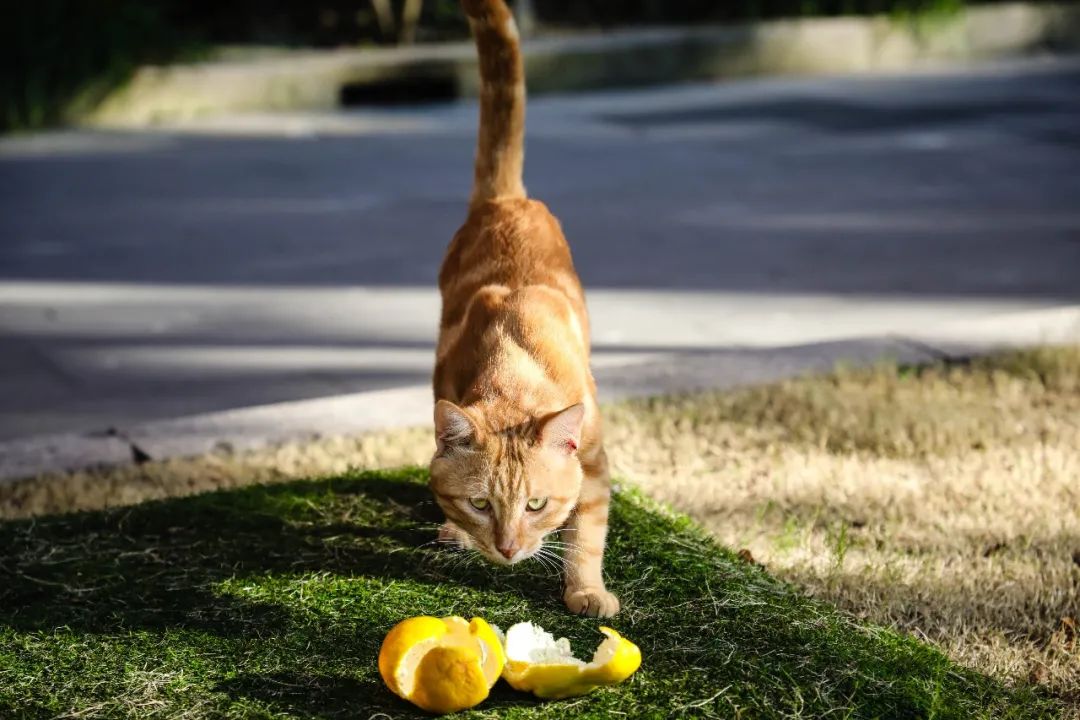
xmin=2 ymin=56 xmax=1079 ymax=470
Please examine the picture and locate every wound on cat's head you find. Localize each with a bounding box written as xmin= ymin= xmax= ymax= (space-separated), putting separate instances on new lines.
xmin=429 ymin=400 xmax=585 ymax=565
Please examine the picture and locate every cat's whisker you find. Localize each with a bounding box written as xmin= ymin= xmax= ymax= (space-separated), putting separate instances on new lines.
xmin=445 ymin=550 xmax=481 ymax=574
xmin=534 ymin=547 xmax=567 ymax=575
xmin=541 ymin=539 xmax=578 ymax=548
xmin=542 ymin=540 xmax=582 ymax=555
xmin=546 ymin=549 xmax=569 ymax=567
xmin=418 ymin=535 xmax=465 ymax=554
xmin=531 ymin=550 xmax=561 ymax=577
xmin=540 ymin=558 xmax=566 ymax=578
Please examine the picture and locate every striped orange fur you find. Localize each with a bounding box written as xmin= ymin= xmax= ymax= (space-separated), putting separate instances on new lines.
xmin=428 ymin=0 xmax=619 ymax=616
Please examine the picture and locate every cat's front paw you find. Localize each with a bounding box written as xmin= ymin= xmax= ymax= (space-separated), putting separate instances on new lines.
xmin=564 ymin=586 xmax=620 ymax=617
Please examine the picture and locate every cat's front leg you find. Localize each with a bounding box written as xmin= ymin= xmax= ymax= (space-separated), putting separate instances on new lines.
xmin=562 ymin=448 xmax=620 ymax=617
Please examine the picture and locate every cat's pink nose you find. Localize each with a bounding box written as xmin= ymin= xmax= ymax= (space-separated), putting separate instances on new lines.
xmin=497 ymin=543 xmax=518 ymax=559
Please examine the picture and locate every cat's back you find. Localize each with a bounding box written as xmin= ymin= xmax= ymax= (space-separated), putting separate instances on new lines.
xmin=435 ymin=198 xmax=594 ymax=407
xmin=434 ymin=281 xmax=591 ymax=405
xmin=438 ymin=198 xmax=585 ymax=329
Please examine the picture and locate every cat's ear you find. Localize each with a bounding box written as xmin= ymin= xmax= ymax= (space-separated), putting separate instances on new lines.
xmin=538 ymin=403 xmax=585 ymax=454
xmin=435 ymin=400 xmax=477 ymax=456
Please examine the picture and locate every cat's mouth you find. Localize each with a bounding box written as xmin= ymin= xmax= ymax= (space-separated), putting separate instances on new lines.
xmin=480 ymin=545 xmax=536 ymax=566
xmin=479 ymin=544 xmax=548 ymax=565
xmin=436 ymin=523 xmax=540 ymax=566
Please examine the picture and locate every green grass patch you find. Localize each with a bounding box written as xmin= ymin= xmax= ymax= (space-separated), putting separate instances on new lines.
xmin=0 ymin=469 xmax=1060 ymax=718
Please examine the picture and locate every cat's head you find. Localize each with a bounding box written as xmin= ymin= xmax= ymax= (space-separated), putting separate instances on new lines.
xmin=428 ymin=399 xmax=584 ymax=565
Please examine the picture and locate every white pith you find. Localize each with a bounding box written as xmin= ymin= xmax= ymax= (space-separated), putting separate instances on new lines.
xmin=503 ymin=622 xmax=617 ymax=669
xmin=395 ymin=637 xmax=442 ymax=696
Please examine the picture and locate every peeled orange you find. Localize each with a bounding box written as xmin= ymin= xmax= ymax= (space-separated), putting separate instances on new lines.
xmin=378 ymin=615 xmax=504 ymax=714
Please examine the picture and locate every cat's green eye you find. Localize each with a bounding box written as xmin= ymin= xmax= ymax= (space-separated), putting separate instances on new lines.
xmin=468 ymin=497 xmax=490 ymax=511
xmin=526 ymin=497 xmax=548 ymax=511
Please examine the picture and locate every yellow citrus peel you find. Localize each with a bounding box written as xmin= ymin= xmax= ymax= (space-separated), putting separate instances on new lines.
xmin=378 ymin=615 xmax=504 ymax=714
xmin=501 ymin=622 xmax=642 ymax=699
xmin=379 ymin=617 xmax=640 ymax=710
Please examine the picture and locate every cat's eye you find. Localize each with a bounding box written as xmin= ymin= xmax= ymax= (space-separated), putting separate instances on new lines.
xmin=468 ymin=497 xmax=490 ymax=511
xmin=526 ymin=497 xmax=548 ymax=512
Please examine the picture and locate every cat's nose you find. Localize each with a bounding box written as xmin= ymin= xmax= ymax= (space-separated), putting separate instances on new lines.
xmin=497 ymin=542 xmax=518 ymax=559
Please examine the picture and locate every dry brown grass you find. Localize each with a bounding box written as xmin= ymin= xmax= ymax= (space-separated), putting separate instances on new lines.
xmin=3 ymin=345 xmax=1078 ymax=711
xmin=605 ymin=345 xmax=1080 ymax=711
xmin=0 ymin=426 xmax=434 ymax=520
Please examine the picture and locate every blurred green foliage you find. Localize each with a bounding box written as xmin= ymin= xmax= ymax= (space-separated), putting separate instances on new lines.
xmin=1 ymin=0 xmax=467 ymax=133
xmin=0 ymin=0 xmax=1061 ymax=133
xmin=2 ymin=1 xmax=195 ymax=131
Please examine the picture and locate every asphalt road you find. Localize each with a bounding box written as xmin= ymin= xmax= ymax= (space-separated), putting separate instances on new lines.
xmin=1 ymin=56 xmax=1078 ymax=441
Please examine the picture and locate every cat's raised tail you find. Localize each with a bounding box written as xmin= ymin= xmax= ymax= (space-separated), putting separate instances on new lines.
xmin=461 ymin=0 xmax=526 ymax=205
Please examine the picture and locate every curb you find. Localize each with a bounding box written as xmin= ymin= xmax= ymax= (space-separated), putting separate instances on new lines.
xmin=3 ymin=303 xmax=1078 ymax=483
xmin=0 ymin=338 xmax=921 ymax=483
xmin=86 ymin=2 xmax=1080 ymax=127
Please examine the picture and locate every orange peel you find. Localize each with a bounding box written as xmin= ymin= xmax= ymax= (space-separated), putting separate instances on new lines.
xmin=501 ymin=622 xmax=642 ymax=699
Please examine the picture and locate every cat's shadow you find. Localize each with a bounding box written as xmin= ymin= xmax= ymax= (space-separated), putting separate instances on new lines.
xmin=1 ymin=474 xmax=564 ymax=638
xmin=2 ymin=473 xmax=580 ymax=718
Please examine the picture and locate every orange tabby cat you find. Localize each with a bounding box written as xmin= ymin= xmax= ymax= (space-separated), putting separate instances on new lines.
xmin=429 ymin=0 xmax=619 ymax=617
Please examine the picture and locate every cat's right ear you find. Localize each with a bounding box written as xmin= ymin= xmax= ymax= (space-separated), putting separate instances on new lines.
xmin=538 ymin=403 xmax=585 ymax=454
xmin=434 ymin=400 xmax=477 ymax=456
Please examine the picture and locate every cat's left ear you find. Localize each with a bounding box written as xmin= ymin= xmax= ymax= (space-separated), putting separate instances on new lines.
xmin=538 ymin=403 xmax=585 ymax=454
